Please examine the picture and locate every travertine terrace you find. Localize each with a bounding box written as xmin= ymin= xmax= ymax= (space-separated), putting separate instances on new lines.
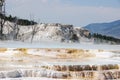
xmin=0 ymin=48 xmax=120 ymax=80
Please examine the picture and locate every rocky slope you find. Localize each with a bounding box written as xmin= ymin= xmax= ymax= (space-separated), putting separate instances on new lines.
xmin=3 ymin=22 xmax=90 ymax=43
xmin=0 ymin=66 xmax=120 ymax=80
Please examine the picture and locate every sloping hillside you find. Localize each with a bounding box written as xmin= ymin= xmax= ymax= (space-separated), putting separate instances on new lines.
xmin=3 ymin=22 xmax=90 ymax=43
xmin=20 ymin=23 xmax=90 ymax=43
xmin=84 ymin=20 xmax=120 ymax=39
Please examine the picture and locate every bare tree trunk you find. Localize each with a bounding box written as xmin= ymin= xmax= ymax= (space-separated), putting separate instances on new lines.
xmin=0 ymin=21 xmax=3 ymax=39
xmin=31 ymin=25 xmax=36 ymax=43
xmin=29 ymin=14 xmax=39 ymax=43
xmin=31 ymin=24 xmax=39 ymax=43
xmin=31 ymin=32 xmax=34 ymax=43
xmin=7 ymin=17 xmax=20 ymax=40
xmin=0 ymin=0 xmax=6 ymax=40
xmin=15 ymin=26 xmax=19 ymax=40
xmin=13 ymin=19 xmax=19 ymax=40
xmin=0 ymin=15 xmax=5 ymax=40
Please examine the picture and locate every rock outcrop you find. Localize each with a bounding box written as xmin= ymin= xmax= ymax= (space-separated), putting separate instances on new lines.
xmin=21 ymin=23 xmax=90 ymax=43
xmin=0 ymin=64 xmax=120 ymax=80
xmin=3 ymin=22 xmax=90 ymax=43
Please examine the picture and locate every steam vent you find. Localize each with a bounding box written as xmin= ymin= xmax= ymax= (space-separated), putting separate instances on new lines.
xmin=0 ymin=48 xmax=120 ymax=80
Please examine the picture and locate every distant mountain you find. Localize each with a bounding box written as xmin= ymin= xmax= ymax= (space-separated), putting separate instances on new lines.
xmin=84 ymin=20 xmax=120 ymax=39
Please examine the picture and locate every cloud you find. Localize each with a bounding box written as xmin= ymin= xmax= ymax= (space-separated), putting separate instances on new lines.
xmin=6 ymin=0 xmax=120 ymax=26
xmin=41 ymin=0 xmax=48 ymax=3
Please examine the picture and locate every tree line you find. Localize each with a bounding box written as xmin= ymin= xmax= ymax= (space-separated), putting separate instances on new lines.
xmin=93 ymin=33 xmax=120 ymax=44
xmin=0 ymin=13 xmax=37 ymax=26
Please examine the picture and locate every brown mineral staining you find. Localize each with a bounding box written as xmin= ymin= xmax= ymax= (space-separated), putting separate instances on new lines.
xmin=92 ymin=65 xmax=98 ymax=70
xmin=0 ymin=48 xmax=7 ymax=52
xmin=55 ymin=48 xmax=94 ymax=59
xmin=0 ymin=48 xmax=120 ymax=80
xmin=101 ymin=64 xmax=119 ymax=70
xmin=16 ymin=48 xmax=28 ymax=54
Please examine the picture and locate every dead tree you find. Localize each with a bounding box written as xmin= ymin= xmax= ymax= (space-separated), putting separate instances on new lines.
xmin=31 ymin=24 xmax=39 ymax=43
xmin=13 ymin=17 xmax=20 ymax=40
xmin=0 ymin=0 xmax=6 ymax=40
xmin=0 ymin=14 xmax=5 ymax=39
xmin=7 ymin=17 xmax=20 ymax=40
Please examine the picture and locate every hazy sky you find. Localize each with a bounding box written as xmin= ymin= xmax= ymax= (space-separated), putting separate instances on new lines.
xmin=6 ymin=0 xmax=120 ymax=26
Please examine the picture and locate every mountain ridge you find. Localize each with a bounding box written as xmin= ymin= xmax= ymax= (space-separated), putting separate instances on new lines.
xmin=84 ymin=20 xmax=120 ymax=39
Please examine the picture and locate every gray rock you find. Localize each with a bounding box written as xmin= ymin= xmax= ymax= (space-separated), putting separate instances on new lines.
xmin=6 ymin=70 xmax=22 ymax=78
xmin=0 ymin=72 xmax=5 ymax=78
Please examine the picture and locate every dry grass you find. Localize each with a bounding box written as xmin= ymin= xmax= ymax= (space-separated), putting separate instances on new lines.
xmin=56 ymin=49 xmax=95 ymax=59
xmin=66 ymin=49 xmax=84 ymax=54
xmin=0 ymin=48 xmax=7 ymax=52
xmin=16 ymin=48 xmax=28 ymax=54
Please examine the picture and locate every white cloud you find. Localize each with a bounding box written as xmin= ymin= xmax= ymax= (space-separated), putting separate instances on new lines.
xmin=6 ymin=0 xmax=120 ymax=26
xmin=41 ymin=0 xmax=48 ymax=3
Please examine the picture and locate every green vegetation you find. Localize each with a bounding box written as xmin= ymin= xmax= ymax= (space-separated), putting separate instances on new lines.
xmin=93 ymin=33 xmax=120 ymax=44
